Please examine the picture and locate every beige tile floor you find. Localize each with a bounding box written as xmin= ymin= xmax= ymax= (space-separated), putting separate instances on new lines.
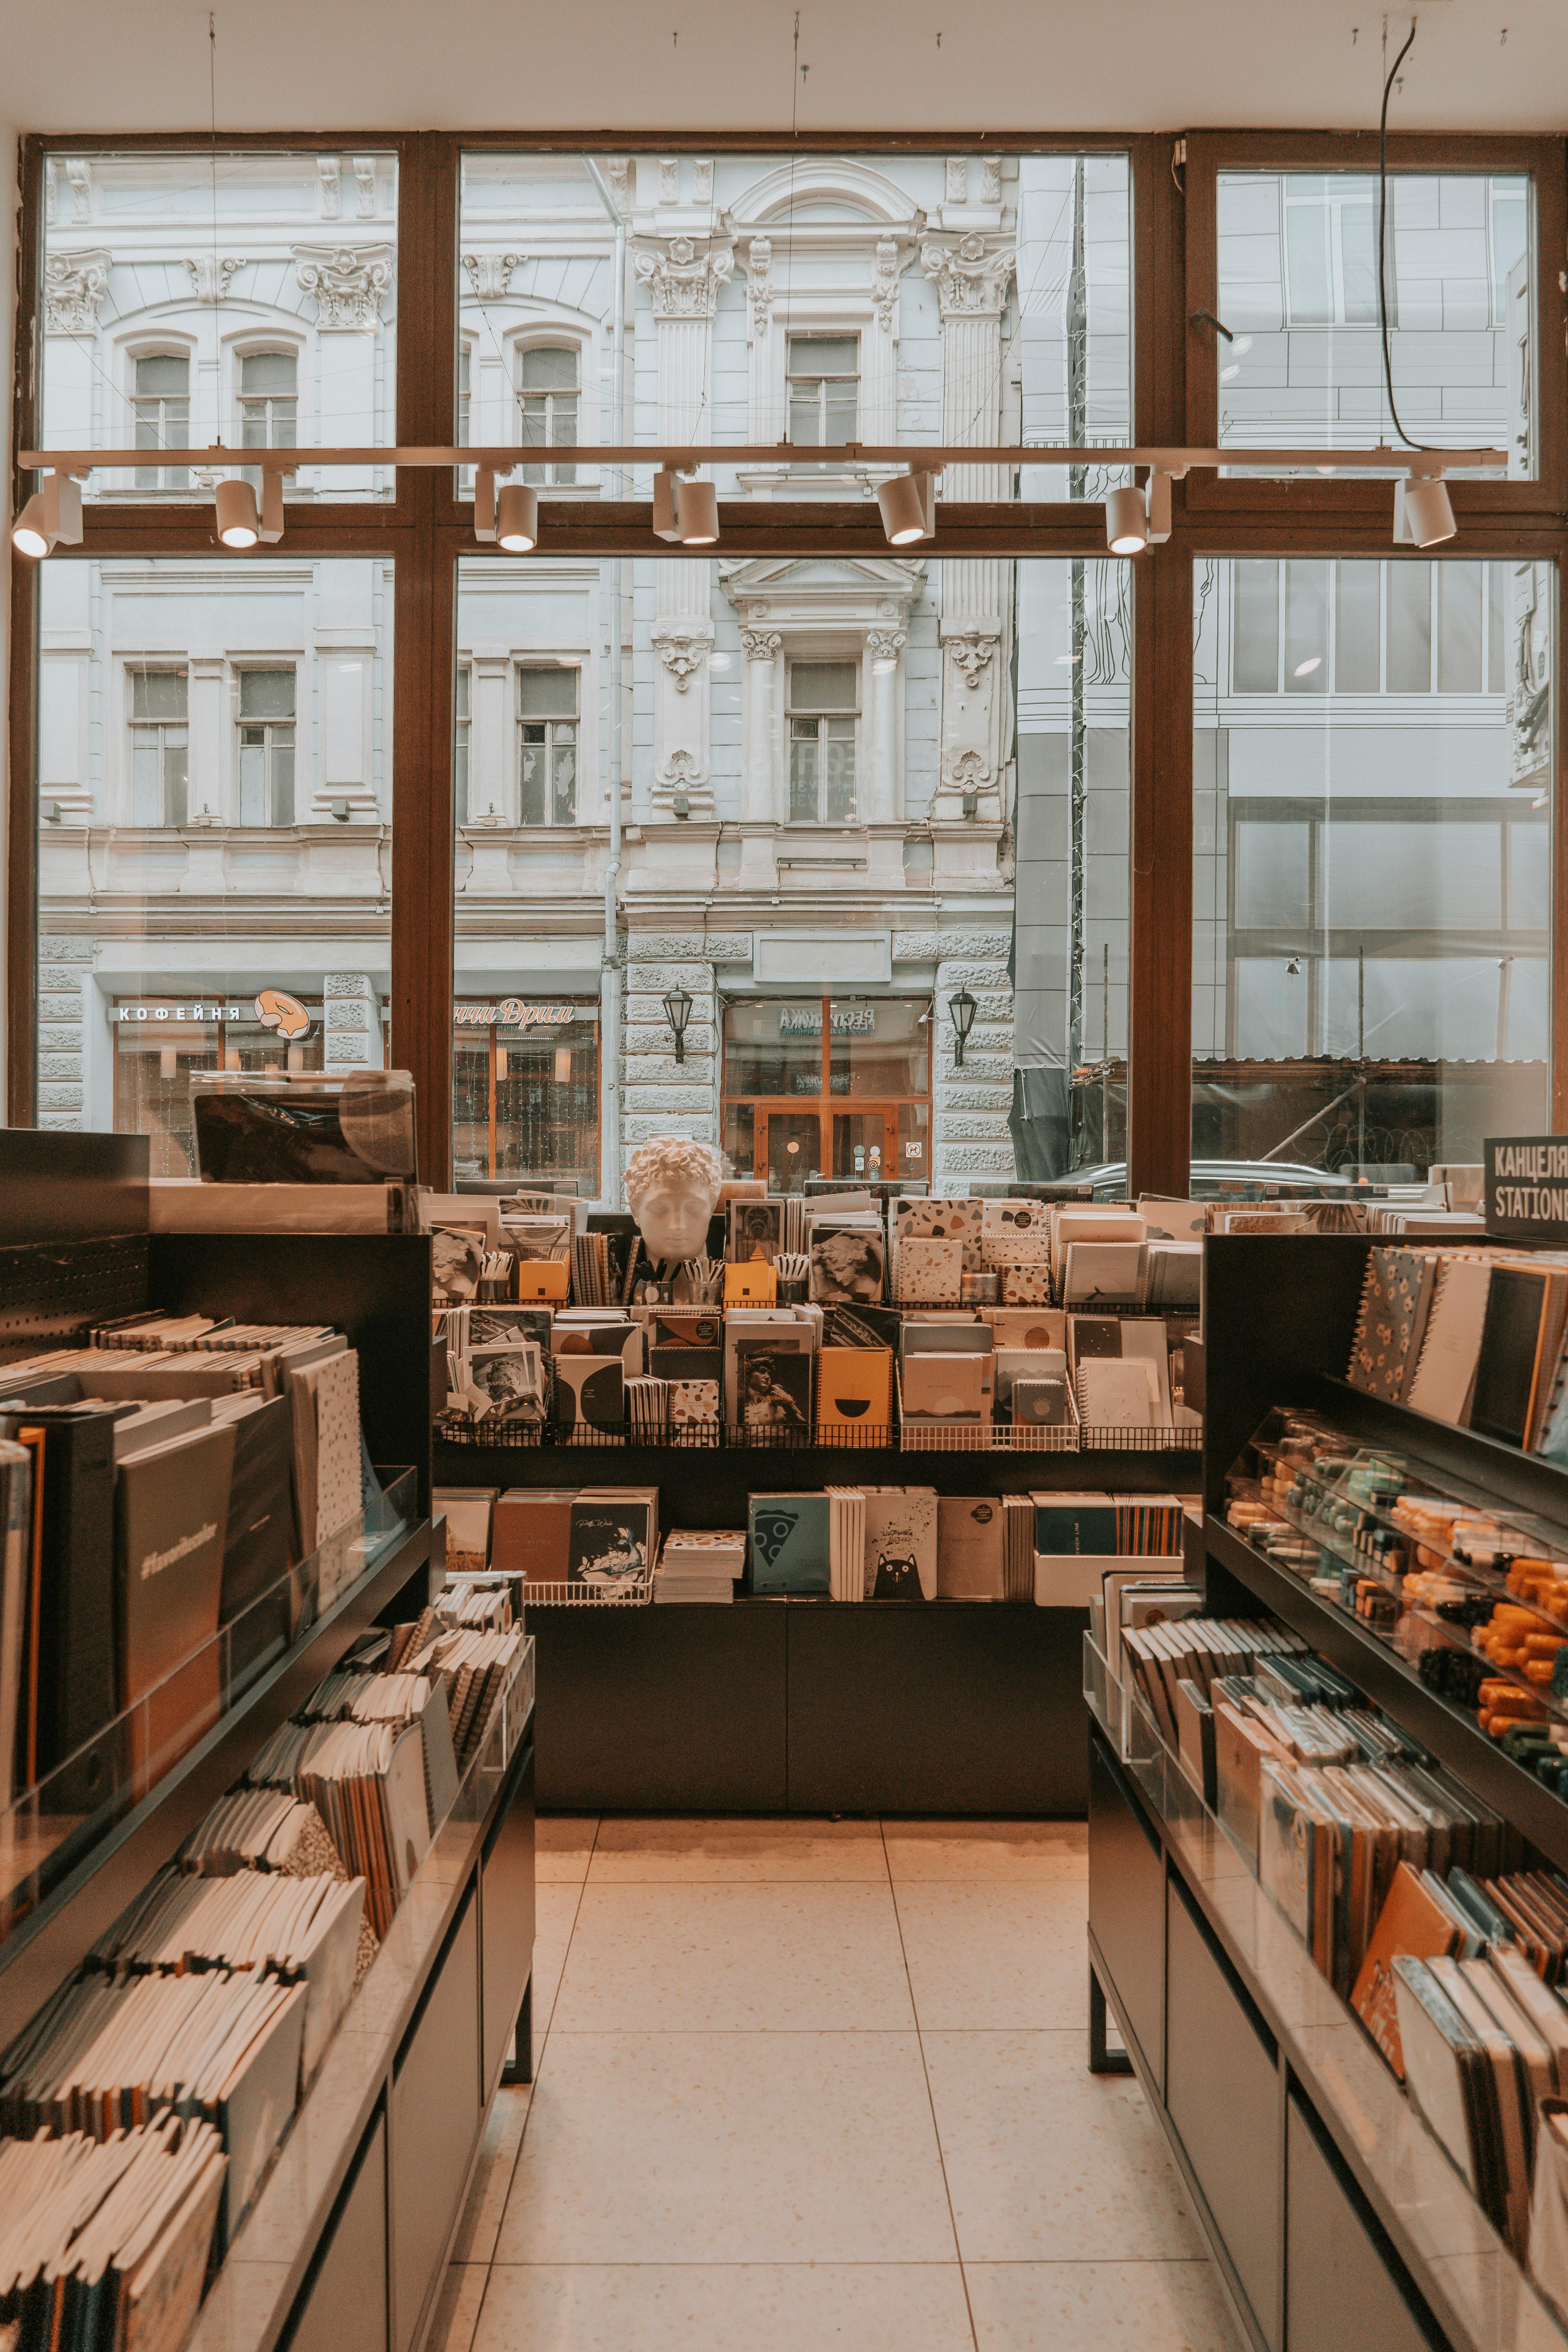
xmin=427 ymin=1816 xmax=1246 ymax=2352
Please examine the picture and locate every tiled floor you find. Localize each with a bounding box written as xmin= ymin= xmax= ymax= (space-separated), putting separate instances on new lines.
xmin=428 ymin=1817 xmax=1245 ymax=2352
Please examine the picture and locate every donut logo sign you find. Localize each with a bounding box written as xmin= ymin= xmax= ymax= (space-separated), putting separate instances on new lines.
xmin=255 ymin=989 xmax=312 ymax=1042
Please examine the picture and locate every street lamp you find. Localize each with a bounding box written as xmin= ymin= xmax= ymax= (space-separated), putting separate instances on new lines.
xmin=663 ymin=983 xmax=693 ymax=1064
xmin=949 ymin=986 xmax=978 ymax=1068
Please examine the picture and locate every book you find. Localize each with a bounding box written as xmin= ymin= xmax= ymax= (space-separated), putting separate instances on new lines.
xmin=0 ymin=1443 xmax=29 ymax=1811
xmin=748 ymin=1493 xmax=832 ymax=1595
xmin=285 ymin=1348 xmax=362 ymax=1558
xmin=435 ymin=1488 xmax=495 ymax=1575
xmin=730 ymin=1336 xmax=813 ymax=1434
xmin=729 ymin=1198 xmax=784 ymax=1262
xmin=809 ymin=1225 xmax=886 ymax=1305
xmin=897 ymin=1238 xmax=963 ymax=1303
xmin=491 ymin=1488 xmax=576 ymax=1588
xmin=901 ymin=1351 xmax=989 ymax=1422
xmin=937 ymin=1495 xmax=1005 ymax=1599
xmin=1471 ymin=1262 xmax=1564 ymax=1449
xmin=115 ymin=1420 xmax=237 ymax=1789
xmin=551 ymin=1352 xmax=625 ymax=1438
xmin=567 ymin=1491 xmax=655 ymax=1591
xmin=815 ymin=1346 xmax=892 ymax=1435
xmin=0 ymin=1401 xmax=123 ymax=1804
xmin=430 ymin=1224 xmax=486 ymax=1306
xmin=1076 ymin=1358 xmax=1158 ymax=1428
xmin=1406 ymin=1258 xmax=1493 ymax=1425
xmin=1350 ymin=1860 xmax=1465 ymax=2077
xmin=863 ymin=1487 xmax=937 ymax=1600
xmin=212 ymin=1394 xmax=295 ymax=1691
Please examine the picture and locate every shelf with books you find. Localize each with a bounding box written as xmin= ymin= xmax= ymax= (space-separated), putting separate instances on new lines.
xmin=0 ymin=1499 xmax=435 ymax=2053
xmin=1084 ymin=1631 xmax=1565 ymax=2352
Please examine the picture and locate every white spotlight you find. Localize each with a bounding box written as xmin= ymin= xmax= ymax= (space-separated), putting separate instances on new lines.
xmin=12 ymin=494 xmax=54 ymax=559
xmin=1402 ymin=471 xmax=1456 ymax=549
xmin=12 ymin=471 xmax=82 ymax=559
xmin=496 ymin=483 xmax=539 ymax=552
xmin=215 ymin=479 xmax=259 ymax=550
xmin=877 ymin=470 xmax=936 ymax=546
xmin=1105 ymin=484 xmax=1148 ymax=555
xmin=653 ymin=467 xmax=682 ymax=542
xmin=473 ymin=467 xmax=499 ymax=543
xmin=676 ymin=477 xmax=719 ymax=546
xmin=258 ymin=470 xmax=285 ymax=544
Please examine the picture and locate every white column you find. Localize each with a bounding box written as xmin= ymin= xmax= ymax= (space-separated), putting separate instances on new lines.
xmin=862 ymin=628 xmax=905 ymax=823
xmin=635 ymin=235 xmax=732 ymax=818
xmin=922 ymin=234 xmax=1014 ymax=823
xmin=740 ymin=627 xmax=781 ymax=822
xmin=464 ymin=651 xmax=512 ymax=901
xmin=322 ymin=972 xmax=383 ymax=1071
xmin=186 ymin=651 xmax=227 ymax=824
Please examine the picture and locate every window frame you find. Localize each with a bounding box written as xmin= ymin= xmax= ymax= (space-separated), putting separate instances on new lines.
xmin=785 ymin=657 xmax=861 ymax=825
xmin=234 ymin=663 xmax=298 ymax=829
xmin=8 ymin=128 xmax=1565 ymax=1199
xmin=515 ymin=660 xmax=581 ymax=827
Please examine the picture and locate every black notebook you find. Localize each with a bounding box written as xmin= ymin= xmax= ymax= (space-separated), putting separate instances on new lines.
xmin=1470 ymin=1265 xmax=1553 ymax=1449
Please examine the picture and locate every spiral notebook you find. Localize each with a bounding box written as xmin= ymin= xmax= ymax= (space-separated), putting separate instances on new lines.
xmin=1404 ymin=1258 xmax=1493 ymax=1426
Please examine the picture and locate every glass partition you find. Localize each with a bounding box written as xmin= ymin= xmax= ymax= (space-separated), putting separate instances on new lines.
xmin=1192 ymin=553 xmax=1552 ymax=1180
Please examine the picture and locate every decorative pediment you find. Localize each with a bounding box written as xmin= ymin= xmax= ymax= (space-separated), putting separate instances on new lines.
xmin=726 ymin=158 xmax=925 ymax=239
xmin=719 ymin=556 xmax=927 ymax=632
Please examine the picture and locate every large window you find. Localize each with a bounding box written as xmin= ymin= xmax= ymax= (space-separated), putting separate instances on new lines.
xmin=518 ymin=668 xmax=578 ymax=825
xmin=1216 ymin=169 xmax=1535 ymax=472
xmin=788 ymin=662 xmax=858 ymax=824
xmin=722 ymin=998 xmax=932 ymax=1191
xmin=452 ymin=999 xmax=599 ymax=1186
xmin=518 ymin=345 xmax=579 ymax=485
xmin=1193 ymin=555 xmax=1551 ymax=1179
xmin=132 ymin=354 xmax=189 ymax=491
xmin=36 ymin=556 xmax=390 ymax=1165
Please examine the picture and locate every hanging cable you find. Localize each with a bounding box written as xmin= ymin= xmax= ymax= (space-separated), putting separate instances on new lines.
xmin=1377 ymin=20 xmax=1435 ymax=452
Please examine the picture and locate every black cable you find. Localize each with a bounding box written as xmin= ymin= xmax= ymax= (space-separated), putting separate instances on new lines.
xmin=1378 ymin=20 xmax=1433 ymax=451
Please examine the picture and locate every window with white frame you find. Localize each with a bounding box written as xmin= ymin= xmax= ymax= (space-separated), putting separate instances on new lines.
xmin=240 ymin=351 xmax=298 ymax=449
xmin=517 ymin=667 xmax=578 ymax=825
xmin=1231 ymin=559 xmax=1511 ymax=694
xmin=518 ymin=346 xmax=579 ymax=485
xmin=788 ymin=659 xmax=858 ymax=823
xmin=1281 ymin=179 xmax=1381 ymax=327
xmin=129 ymin=668 xmax=189 ymax=827
xmin=237 ymin=669 xmax=296 ymax=826
xmin=457 ymin=346 xmax=472 ymax=447
xmin=786 ymin=335 xmax=859 ymax=446
xmin=454 ymin=665 xmax=472 ymax=825
xmin=133 ymin=354 xmax=189 ymax=491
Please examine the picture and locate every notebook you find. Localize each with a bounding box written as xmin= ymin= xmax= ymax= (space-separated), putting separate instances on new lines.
xmin=1405 ymin=1259 xmax=1493 ymax=1425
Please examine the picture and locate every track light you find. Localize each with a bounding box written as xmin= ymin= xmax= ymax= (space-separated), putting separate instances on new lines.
xmin=877 ymin=470 xmax=936 ymax=545
xmin=258 ymin=471 xmax=285 ymax=545
xmin=496 ymin=482 xmax=538 ymax=552
xmin=653 ymin=466 xmax=681 ymax=542
xmin=675 ymin=477 xmax=719 ymax=546
xmin=12 ymin=470 xmax=82 ymax=559
xmin=1400 ymin=470 xmax=1456 ymax=549
xmin=214 ymin=479 xmax=259 ymax=550
xmin=1105 ymin=483 xmax=1148 ymax=555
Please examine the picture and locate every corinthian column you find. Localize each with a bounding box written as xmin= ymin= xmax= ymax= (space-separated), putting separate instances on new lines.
xmin=634 ymin=234 xmax=734 ymax=817
xmin=740 ymin=625 xmax=782 ymax=822
xmin=922 ymin=232 xmax=1014 ymax=821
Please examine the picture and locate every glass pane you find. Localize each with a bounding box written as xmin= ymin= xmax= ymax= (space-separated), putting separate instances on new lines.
xmin=41 ymin=150 xmax=398 ymax=503
xmin=459 ymin=150 xmax=1132 ymax=500
xmin=131 ymin=668 xmax=187 ymax=720
xmin=1193 ymin=555 xmax=1550 ymax=1184
xmin=1217 ymin=169 xmax=1534 ymax=474
xmin=520 ymin=344 xmax=578 ymax=390
xmin=518 ymin=668 xmax=577 ymax=718
xmin=35 ymin=555 xmax=390 ymax=1171
xmin=1233 ymin=561 xmax=1279 ymax=691
xmin=239 ymin=668 xmax=295 ymax=718
xmin=453 ymin=554 xmax=1126 ymax=1203
xmin=241 ymin=350 xmax=298 ymax=393
xmin=790 ymin=662 xmax=856 ymax=712
xmin=1283 ymin=561 xmax=1330 ymax=692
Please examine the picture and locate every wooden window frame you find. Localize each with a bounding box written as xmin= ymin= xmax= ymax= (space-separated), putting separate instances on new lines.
xmin=9 ymin=128 xmax=1562 ymax=1198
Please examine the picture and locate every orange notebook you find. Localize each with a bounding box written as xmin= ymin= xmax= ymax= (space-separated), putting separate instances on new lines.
xmin=1350 ymin=1861 xmax=1464 ymax=2077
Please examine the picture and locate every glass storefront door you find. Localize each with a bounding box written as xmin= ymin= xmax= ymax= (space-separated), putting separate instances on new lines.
xmin=725 ymin=996 xmax=934 ymax=1191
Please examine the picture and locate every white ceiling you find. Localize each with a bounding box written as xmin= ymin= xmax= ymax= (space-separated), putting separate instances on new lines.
xmin=1 ymin=0 xmax=1564 ymax=137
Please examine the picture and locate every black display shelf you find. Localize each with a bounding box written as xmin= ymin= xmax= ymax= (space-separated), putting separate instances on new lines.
xmin=1206 ymin=1513 xmax=1568 ymax=1876
xmin=0 ymin=1514 xmax=435 ymax=2048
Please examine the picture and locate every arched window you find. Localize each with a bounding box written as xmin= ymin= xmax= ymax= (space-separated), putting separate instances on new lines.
xmin=240 ymin=350 xmax=298 ymax=450
xmin=518 ymin=345 xmax=578 ymax=486
xmin=133 ymin=354 xmax=189 ymax=492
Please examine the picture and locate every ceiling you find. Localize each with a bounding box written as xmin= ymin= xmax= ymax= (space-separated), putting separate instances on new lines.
xmin=1 ymin=0 xmax=1564 ymax=138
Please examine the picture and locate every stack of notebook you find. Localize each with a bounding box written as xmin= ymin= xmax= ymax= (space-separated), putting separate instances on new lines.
xmin=655 ymin=1530 xmax=744 ymax=1603
xmin=1347 ymin=1243 xmax=1568 ymax=1456
xmin=246 ymin=1715 xmax=433 ymax=1937
xmin=0 ymin=2114 xmax=227 ymax=2352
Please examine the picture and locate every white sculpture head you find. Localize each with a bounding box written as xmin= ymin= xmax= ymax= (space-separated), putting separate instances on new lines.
xmin=623 ymin=1135 xmax=723 ymax=1264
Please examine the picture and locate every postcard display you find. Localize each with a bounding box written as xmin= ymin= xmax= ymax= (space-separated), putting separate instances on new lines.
xmin=0 ymin=1133 xmax=536 ymax=2352
xmin=1084 ymin=1230 xmax=1568 ymax=2352
xmin=431 ymin=1185 xmax=1204 ymax=1818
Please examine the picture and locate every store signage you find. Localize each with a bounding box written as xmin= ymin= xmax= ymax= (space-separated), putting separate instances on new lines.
xmin=452 ymin=1000 xmax=576 ymax=1030
xmin=113 ymin=1001 xmax=244 ymax=1023
xmin=1484 ymin=1137 xmax=1568 ymax=1241
xmin=778 ymin=1007 xmax=876 ymax=1036
xmin=255 ymin=989 xmax=312 ymax=1042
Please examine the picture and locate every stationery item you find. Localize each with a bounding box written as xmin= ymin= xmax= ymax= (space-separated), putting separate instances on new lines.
xmin=1062 ymin=1239 xmax=1147 ymax=1305
xmin=1392 ymin=1958 xmax=1510 ymax=2237
xmin=434 ymin=1488 xmax=495 ymax=1575
xmin=1144 ymin=1240 xmax=1202 ymax=1310
xmin=567 ymin=1490 xmax=656 ymax=1592
xmin=1050 ymin=1208 xmax=1147 ymax=1289
xmin=116 ymin=1419 xmax=237 ymax=1787
xmin=1471 ymin=1262 xmax=1566 ymax=1450
xmin=937 ymin=1495 xmax=1006 ymax=1599
xmin=729 ymin=1332 xmax=814 ymax=1434
xmin=986 ymin=1306 xmax=1069 ymax=1353
xmin=860 ymin=1486 xmax=938 ymax=1599
xmin=0 ymin=1442 xmax=30 ymax=1810
xmin=1405 ymin=1258 xmax=1493 ymax=1425
xmin=978 ymin=1230 xmax=1053 ymax=1270
xmin=430 ymin=1224 xmax=487 ymax=1306
xmin=209 ymin=1393 xmax=295 ymax=1685
xmin=468 ymin=1342 xmax=546 ymax=1423
xmin=826 ymin=1486 xmax=867 ymax=1603
xmin=982 ymin=1198 xmax=1050 ymax=1236
xmin=514 ymin=1258 xmax=570 ymax=1303
xmin=725 ymin=1261 xmax=778 ymax=1306
xmin=995 ymin=1348 xmax=1067 ymax=1411
xmin=895 ymin=1198 xmax=985 ymax=1249
xmin=1000 ymin=1263 xmax=1052 ymax=1305
xmin=728 ymin=1198 xmax=784 ymax=1262
xmin=1350 ymin=1861 xmax=1479 ymax=2076
xmin=1011 ymin=1375 xmax=1077 ymax=1429
xmin=0 ymin=1402 xmax=122 ymax=1804
xmin=285 ymin=1347 xmax=362 ymax=1557
xmin=897 ymin=1238 xmax=963 ymax=1303
xmin=1002 ymin=1494 xmax=1035 ymax=1601
xmin=809 ymin=1225 xmax=886 ymax=1304
xmin=901 ymin=1352 xmax=989 ymax=1422
xmin=810 ymin=1346 xmax=891 ymax=1436
xmin=551 ymin=1352 xmax=625 ymax=1440
xmin=490 ymin=1488 xmax=576 ymax=1588
xmin=1075 ymin=1358 xmax=1158 ymax=1428
xmin=656 ymin=1528 xmax=744 ymax=1603
xmin=748 ymin=1492 xmax=832 ymax=1595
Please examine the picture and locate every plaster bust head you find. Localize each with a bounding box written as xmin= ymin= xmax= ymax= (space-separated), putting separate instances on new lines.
xmin=623 ymin=1136 xmax=723 ymax=1265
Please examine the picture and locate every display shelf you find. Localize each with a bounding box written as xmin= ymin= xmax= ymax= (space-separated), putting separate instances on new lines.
xmin=187 ymin=1674 xmax=535 ymax=2352
xmin=0 ymin=1509 xmax=436 ymax=2049
xmin=1084 ymin=1644 xmax=1567 ymax=2352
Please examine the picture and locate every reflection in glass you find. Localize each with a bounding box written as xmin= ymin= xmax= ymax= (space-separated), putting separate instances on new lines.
xmin=1193 ymin=556 xmax=1550 ymax=1180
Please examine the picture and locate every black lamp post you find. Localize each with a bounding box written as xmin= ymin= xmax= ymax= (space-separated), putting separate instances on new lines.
xmin=949 ymin=985 xmax=978 ymax=1068
xmin=663 ymin=982 xmax=693 ymax=1064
